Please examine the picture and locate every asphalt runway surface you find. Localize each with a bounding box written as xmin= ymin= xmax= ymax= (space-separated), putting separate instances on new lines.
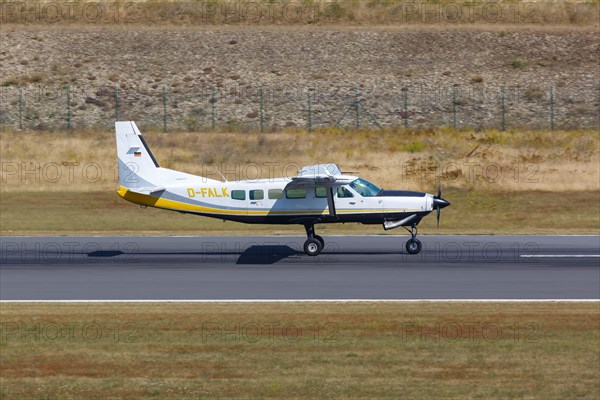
xmin=1 ymin=235 xmax=598 ymax=300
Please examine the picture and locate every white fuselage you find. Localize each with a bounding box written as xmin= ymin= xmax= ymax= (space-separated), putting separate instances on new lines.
xmin=127 ymin=169 xmax=434 ymax=225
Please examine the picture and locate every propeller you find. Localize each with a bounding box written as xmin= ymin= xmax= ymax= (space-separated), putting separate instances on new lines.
xmin=433 ymin=174 xmax=450 ymax=229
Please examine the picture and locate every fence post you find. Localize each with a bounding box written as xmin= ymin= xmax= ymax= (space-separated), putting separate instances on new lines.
xmin=355 ymin=88 xmax=360 ymax=129
xmin=402 ymin=87 xmax=408 ymax=128
xmin=66 ymin=84 xmax=71 ymax=130
xmin=259 ymin=86 xmax=265 ymax=133
xmin=452 ymin=84 xmax=457 ymax=129
xmin=550 ymin=86 xmax=554 ymax=131
xmin=500 ymin=86 xmax=506 ymax=131
xmin=18 ymin=84 xmax=23 ymax=130
xmin=115 ymin=84 xmax=119 ymax=121
xmin=211 ymin=88 xmax=216 ymax=130
xmin=307 ymin=88 xmax=313 ymax=132
xmin=163 ymin=86 xmax=167 ymax=133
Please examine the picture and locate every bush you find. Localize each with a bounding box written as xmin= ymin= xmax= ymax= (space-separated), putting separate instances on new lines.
xmin=402 ymin=142 xmax=425 ymax=153
xmin=511 ymin=60 xmax=525 ymax=69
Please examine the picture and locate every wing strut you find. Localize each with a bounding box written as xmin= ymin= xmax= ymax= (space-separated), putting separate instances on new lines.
xmin=326 ymin=187 xmax=337 ymax=217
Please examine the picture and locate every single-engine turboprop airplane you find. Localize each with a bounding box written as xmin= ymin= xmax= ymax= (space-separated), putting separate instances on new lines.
xmin=115 ymin=121 xmax=450 ymax=256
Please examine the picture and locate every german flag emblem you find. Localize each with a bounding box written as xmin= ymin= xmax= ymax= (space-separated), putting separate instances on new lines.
xmin=134 ymin=151 xmax=142 ymax=157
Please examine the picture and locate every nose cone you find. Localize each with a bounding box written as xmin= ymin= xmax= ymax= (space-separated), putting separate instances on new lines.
xmin=433 ymin=197 xmax=451 ymax=209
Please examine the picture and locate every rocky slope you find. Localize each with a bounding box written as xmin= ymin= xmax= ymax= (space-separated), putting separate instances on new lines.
xmin=1 ymin=27 xmax=598 ymax=131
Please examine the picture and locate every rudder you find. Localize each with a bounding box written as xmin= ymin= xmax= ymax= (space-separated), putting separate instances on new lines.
xmin=115 ymin=121 xmax=161 ymax=189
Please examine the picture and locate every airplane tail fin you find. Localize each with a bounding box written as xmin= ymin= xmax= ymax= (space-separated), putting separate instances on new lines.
xmin=115 ymin=121 xmax=161 ymax=190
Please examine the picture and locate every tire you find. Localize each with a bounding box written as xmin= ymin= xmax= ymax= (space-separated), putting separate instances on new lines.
xmin=405 ymin=238 xmax=422 ymax=255
xmin=304 ymin=238 xmax=323 ymax=256
xmin=314 ymin=235 xmax=325 ymax=248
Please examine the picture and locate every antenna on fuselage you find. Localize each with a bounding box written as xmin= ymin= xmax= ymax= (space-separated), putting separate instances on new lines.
xmin=217 ymin=168 xmax=228 ymax=182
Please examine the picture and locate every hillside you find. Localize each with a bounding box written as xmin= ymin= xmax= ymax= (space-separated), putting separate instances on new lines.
xmin=1 ymin=26 xmax=598 ymax=131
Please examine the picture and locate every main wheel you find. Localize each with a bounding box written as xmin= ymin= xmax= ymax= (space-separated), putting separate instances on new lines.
xmin=314 ymin=235 xmax=325 ymax=247
xmin=304 ymin=238 xmax=323 ymax=256
xmin=405 ymin=238 xmax=422 ymax=255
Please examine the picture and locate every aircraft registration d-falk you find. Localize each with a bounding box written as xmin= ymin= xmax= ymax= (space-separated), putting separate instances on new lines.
xmin=115 ymin=121 xmax=450 ymax=256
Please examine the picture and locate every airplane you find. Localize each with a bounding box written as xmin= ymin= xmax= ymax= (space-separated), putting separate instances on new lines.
xmin=115 ymin=121 xmax=451 ymax=256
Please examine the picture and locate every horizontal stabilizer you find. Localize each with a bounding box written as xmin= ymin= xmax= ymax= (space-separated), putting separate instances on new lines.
xmin=127 ymin=187 xmax=165 ymax=196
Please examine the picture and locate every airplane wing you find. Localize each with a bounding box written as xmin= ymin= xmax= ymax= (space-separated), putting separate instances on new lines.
xmin=285 ymin=164 xmax=356 ymax=218
xmin=286 ymin=163 xmax=354 ymax=189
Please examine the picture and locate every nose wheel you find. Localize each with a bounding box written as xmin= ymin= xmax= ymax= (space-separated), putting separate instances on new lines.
xmin=404 ymin=225 xmax=422 ymax=255
xmin=304 ymin=225 xmax=324 ymax=256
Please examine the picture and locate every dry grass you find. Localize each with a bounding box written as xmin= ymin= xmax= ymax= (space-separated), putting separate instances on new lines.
xmin=2 ymin=127 xmax=598 ymax=235
xmin=1 ymin=189 xmax=598 ymax=235
xmin=1 ymin=0 xmax=598 ymax=27
xmin=1 ymin=128 xmax=599 ymax=193
xmin=1 ymin=302 xmax=598 ymax=399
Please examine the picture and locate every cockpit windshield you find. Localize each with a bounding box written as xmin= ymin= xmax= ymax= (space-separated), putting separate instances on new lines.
xmin=349 ymin=178 xmax=382 ymax=197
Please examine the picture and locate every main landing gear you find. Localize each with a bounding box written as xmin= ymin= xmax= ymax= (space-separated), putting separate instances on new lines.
xmin=304 ymin=224 xmax=324 ymax=256
xmin=302 ymin=223 xmax=422 ymax=256
xmin=404 ymin=224 xmax=422 ymax=255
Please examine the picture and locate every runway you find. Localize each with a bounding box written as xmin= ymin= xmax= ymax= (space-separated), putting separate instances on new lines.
xmin=1 ymin=236 xmax=598 ymax=300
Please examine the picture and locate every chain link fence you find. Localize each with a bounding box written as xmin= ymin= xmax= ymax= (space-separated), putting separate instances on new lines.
xmin=1 ymin=81 xmax=599 ymax=132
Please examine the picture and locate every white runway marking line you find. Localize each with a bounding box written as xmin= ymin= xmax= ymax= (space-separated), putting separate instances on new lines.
xmin=520 ymin=255 xmax=600 ymax=258
xmin=1 ymin=299 xmax=599 ymax=303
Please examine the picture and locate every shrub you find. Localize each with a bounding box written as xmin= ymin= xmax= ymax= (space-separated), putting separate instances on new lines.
xmin=511 ymin=60 xmax=525 ymax=69
xmin=402 ymin=142 xmax=425 ymax=153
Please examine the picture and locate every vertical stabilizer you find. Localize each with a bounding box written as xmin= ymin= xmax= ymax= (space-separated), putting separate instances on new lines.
xmin=115 ymin=121 xmax=161 ymax=189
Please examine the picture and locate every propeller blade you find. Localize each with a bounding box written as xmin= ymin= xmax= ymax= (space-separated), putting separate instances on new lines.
xmin=434 ymin=172 xmax=449 ymax=230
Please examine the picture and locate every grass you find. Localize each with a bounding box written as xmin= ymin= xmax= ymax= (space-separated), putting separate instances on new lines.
xmin=1 ymin=302 xmax=598 ymax=399
xmin=1 ymin=0 xmax=598 ymax=26
xmin=1 ymin=128 xmax=599 ymax=193
xmin=1 ymin=189 xmax=598 ymax=235
xmin=1 ymin=127 xmax=598 ymax=235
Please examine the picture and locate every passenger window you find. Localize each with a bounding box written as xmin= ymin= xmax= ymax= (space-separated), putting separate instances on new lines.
xmin=337 ymin=186 xmax=354 ymax=198
xmin=250 ymin=190 xmax=264 ymax=200
xmin=286 ymin=188 xmax=307 ymax=199
xmin=268 ymin=189 xmax=283 ymax=199
xmin=315 ymin=187 xmax=328 ymax=198
xmin=231 ymin=190 xmax=246 ymax=200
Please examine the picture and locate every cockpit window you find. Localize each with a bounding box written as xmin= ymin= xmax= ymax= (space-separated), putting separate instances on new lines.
xmin=349 ymin=178 xmax=382 ymax=197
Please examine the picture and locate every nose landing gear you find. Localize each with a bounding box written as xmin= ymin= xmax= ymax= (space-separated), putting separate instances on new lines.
xmin=404 ymin=225 xmax=422 ymax=255
xmin=304 ymin=224 xmax=324 ymax=256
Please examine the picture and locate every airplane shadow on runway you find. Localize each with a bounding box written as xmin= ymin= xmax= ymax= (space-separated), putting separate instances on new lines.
xmin=86 ymin=245 xmax=405 ymax=265
xmin=86 ymin=246 xmax=303 ymax=265
xmin=235 ymin=245 xmax=301 ymax=264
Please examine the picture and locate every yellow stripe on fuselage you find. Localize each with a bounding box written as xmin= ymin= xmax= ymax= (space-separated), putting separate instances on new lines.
xmin=117 ymin=186 xmax=418 ymax=216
